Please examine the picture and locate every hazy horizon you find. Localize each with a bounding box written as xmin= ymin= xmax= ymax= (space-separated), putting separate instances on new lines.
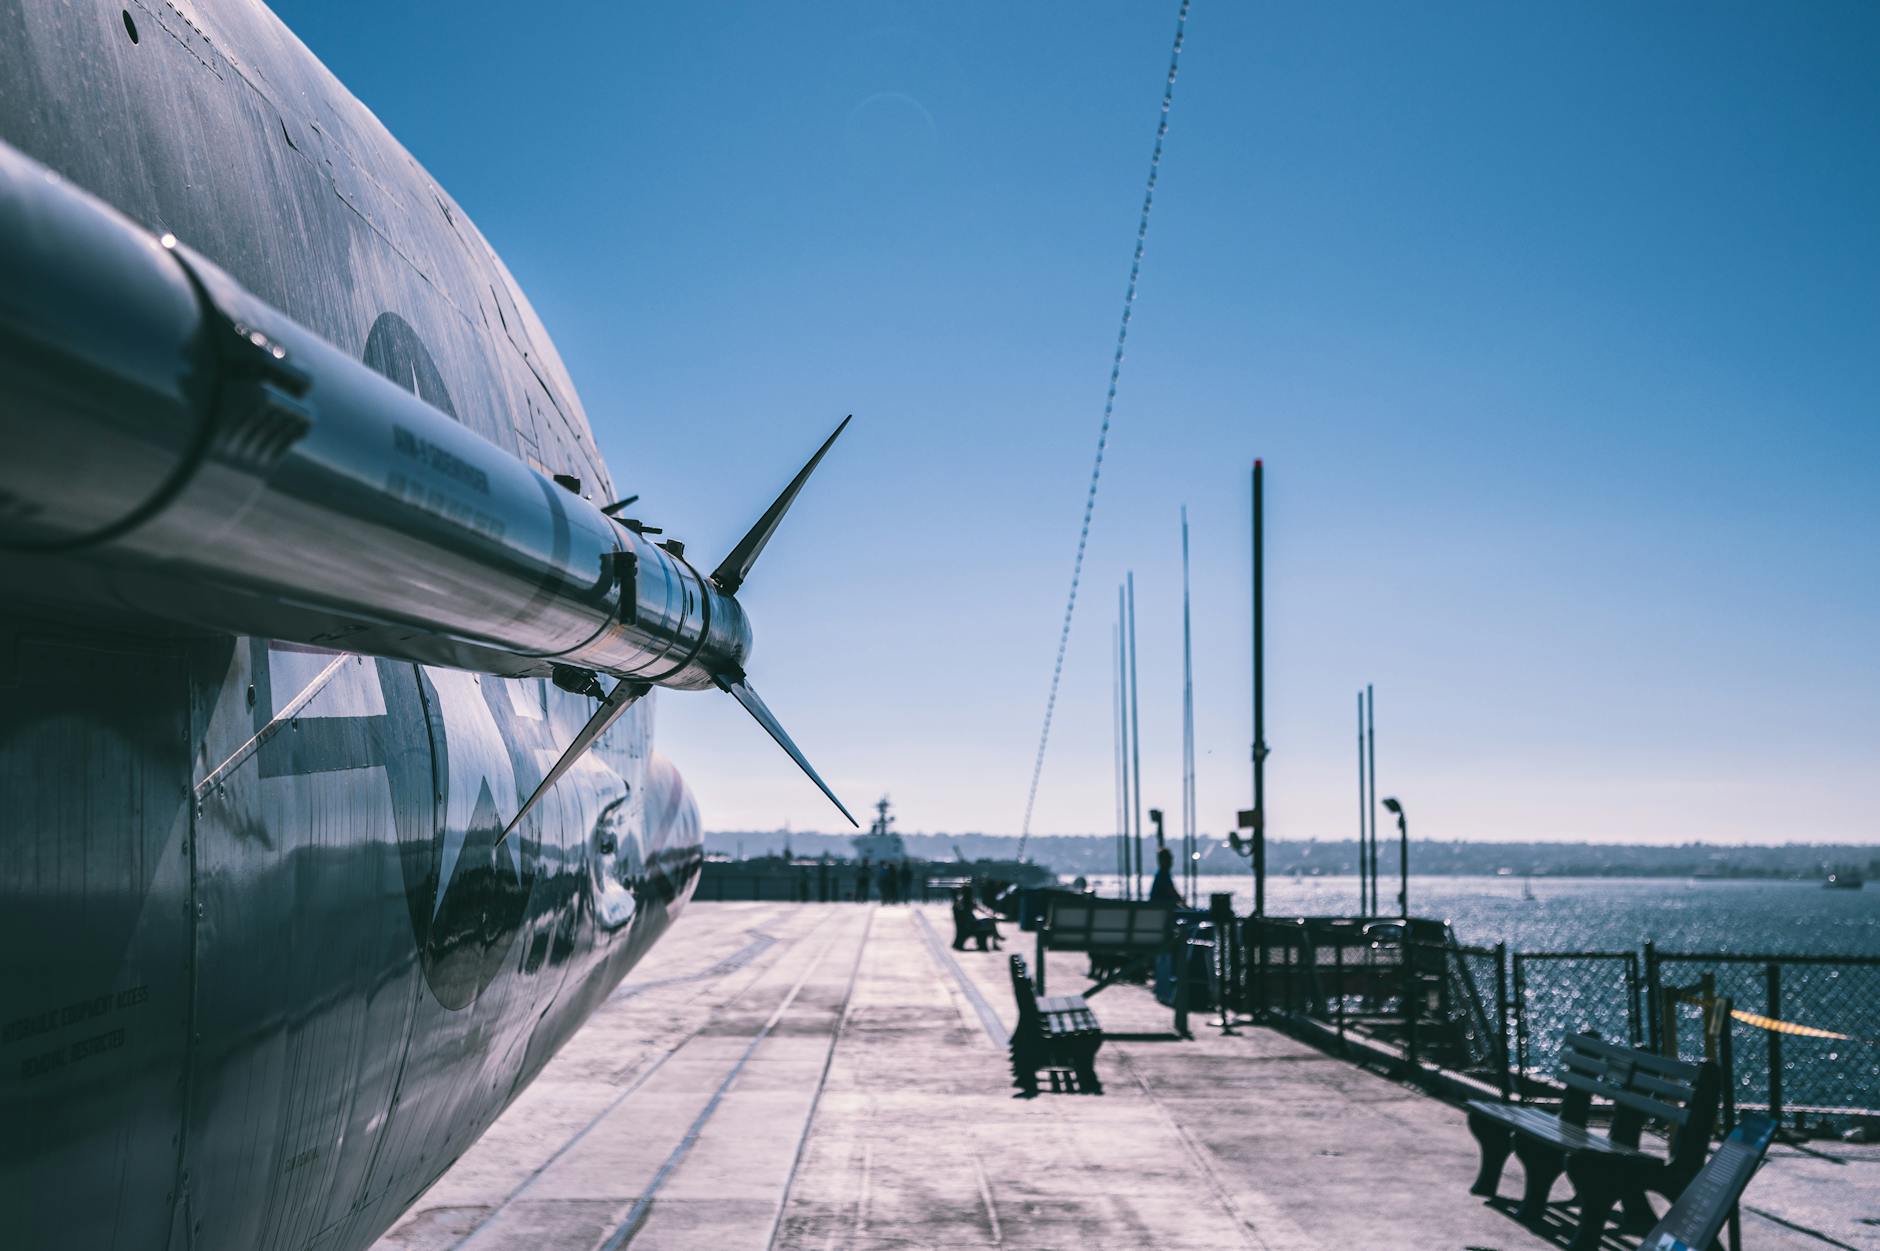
xmin=275 ymin=3 xmax=1879 ymax=845
xmin=707 ymin=827 xmax=1878 ymax=852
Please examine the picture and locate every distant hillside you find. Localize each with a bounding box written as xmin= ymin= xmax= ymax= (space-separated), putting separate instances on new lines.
xmin=705 ymin=829 xmax=1879 ymax=880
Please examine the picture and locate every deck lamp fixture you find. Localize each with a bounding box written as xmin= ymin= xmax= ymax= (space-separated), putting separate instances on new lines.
xmin=1381 ymin=797 xmax=1408 ymax=918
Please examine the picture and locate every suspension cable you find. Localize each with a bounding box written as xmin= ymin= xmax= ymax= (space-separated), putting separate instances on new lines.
xmin=1017 ymin=0 xmax=1192 ymax=860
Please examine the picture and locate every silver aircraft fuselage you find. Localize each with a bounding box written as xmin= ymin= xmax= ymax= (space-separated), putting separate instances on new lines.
xmin=0 ymin=3 xmax=707 ymax=1248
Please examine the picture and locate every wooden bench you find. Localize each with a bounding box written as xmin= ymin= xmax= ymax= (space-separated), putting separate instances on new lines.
xmin=1035 ymin=896 xmax=1175 ymax=996
xmin=1466 ymin=1032 xmax=1720 ymax=1251
xmin=1008 ymin=954 xmax=1102 ymax=1095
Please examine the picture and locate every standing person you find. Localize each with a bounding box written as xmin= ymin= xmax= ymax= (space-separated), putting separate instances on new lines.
xmin=855 ymin=856 xmax=871 ymax=902
xmin=898 ymin=860 xmax=915 ymax=903
xmin=879 ymin=859 xmax=898 ymax=905
xmin=1149 ymin=846 xmax=1182 ymax=905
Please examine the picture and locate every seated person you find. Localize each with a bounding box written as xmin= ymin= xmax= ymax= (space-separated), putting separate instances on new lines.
xmin=951 ymin=885 xmax=1002 ymax=951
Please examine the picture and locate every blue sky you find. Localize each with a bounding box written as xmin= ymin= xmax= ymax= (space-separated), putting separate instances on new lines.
xmin=273 ymin=2 xmax=1879 ymax=844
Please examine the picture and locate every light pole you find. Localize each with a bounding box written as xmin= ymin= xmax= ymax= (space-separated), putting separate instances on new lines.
xmin=1382 ymin=797 xmax=1408 ymax=919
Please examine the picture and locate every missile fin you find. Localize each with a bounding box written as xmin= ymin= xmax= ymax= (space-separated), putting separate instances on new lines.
xmin=497 ymin=678 xmax=650 ymax=846
xmin=708 ymin=415 xmax=850 ymax=596
xmin=713 ymin=671 xmax=858 ymax=827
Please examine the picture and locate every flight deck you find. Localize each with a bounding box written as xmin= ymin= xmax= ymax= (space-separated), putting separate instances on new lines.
xmin=372 ymin=903 xmax=1877 ymax=1251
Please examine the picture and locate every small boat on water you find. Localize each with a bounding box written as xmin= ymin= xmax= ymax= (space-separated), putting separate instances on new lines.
xmin=1825 ymin=869 xmax=1864 ymax=890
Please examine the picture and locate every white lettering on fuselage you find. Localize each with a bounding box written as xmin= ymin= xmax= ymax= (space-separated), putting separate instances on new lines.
xmin=425 ymin=669 xmax=521 ymax=918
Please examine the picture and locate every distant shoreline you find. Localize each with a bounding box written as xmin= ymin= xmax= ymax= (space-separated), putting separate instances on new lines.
xmin=706 ymin=829 xmax=1877 ymax=882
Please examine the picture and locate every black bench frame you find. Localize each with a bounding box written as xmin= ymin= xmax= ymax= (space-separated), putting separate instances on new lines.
xmin=1008 ymin=954 xmax=1102 ymax=1095
xmin=1034 ymin=897 xmax=1175 ymax=997
xmin=1466 ymin=1032 xmax=1719 ymax=1251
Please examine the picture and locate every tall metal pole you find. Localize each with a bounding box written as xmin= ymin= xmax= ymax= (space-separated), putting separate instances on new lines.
xmin=1398 ymin=806 xmax=1409 ymax=920
xmin=1366 ymin=684 xmax=1378 ymax=919
xmin=1181 ymin=506 xmax=1196 ymax=907
xmin=1251 ymin=460 xmax=1267 ymax=919
xmin=1117 ymin=585 xmax=1131 ymax=898
xmin=1113 ymin=618 xmax=1126 ymax=898
xmin=1356 ymin=691 xmax=1368 ymax=915
xmin=1127 ymin=572 xmax=1145 ymax=903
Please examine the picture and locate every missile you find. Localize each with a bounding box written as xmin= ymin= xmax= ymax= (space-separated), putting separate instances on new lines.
xmin=0 ymin=140 xmax=855 ymax=827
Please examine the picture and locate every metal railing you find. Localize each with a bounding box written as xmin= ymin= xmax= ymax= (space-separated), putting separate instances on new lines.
xmin=1647 ymin=946 xmax=1880 ymax=1128
xmin=1512 ymin=951 xmax=1641 ymax=1086
xmin=691 ymin=862 xmax=953 ymax=903
xmin=1224 ymin=917 xmax=1879 ymax=1130
xmin=1237 ymin=917 xmax=1510 ymax=1096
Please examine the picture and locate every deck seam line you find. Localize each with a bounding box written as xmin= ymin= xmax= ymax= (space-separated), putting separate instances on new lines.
xmin=1743 ymin=1204 xmax=1863 ymax=1250
xmin=603 ymin=906 xmax=872 ymax=1250
xmin=1111 ymin=1048 xmax=1321 ymax=1251
xmin=971 ymin=1155 xmax=1005 ymax=1247
xmin=911 ymin=908 xmax=1009 ymax=1049
xmin=451 ymin=907 xmax=834 ymax=1250
xmin=763 ymin=906 xmax=878 ymax=1250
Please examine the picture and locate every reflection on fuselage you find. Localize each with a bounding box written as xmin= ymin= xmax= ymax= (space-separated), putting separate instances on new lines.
xmin=0 ymin=1 xmax=705 ymax=1248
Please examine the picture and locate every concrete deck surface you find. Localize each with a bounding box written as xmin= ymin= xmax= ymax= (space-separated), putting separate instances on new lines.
xmin=374 ymin=903 xmax=1880 ymax=1251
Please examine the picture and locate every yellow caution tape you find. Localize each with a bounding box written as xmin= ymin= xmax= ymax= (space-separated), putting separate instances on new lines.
xmin=1668 ymin=991 xmax=1873 ymax=1045
xmin=1727 ymin=1009 xmax=1858 ymax=1043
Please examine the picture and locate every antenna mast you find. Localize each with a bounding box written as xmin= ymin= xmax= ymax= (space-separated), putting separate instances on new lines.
xmin=1181 ymin=507 xmax=1197 ymax=906
xmin=1128 ymin=572 xmax=1145 ymax=902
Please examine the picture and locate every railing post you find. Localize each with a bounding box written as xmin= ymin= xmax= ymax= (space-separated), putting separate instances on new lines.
xmin=1256 ymin=922 xmax=1270 ymax=1022
xmin=1403 ymin=939 xmax=1419 ymax=1067
xmin=1720 ymin=999 xmax=1742 ymax=1251
xmin=1644 ymin=941 xmax=1662 ymax=1053
xmin=1495 ymin=942 xmax=1511 ymax=1102
xmin=1766 ymin=962 xmax=1784 ymax=1128
xmin=1627 ymin=952 xmax=1644 ymax=1046
xmin=1035 ymin=924 xmax=1046 ymax=996
xmin=1335 ymin=939 xmax=1347 ymax=1044
xmin=1513 ymin=954 xmax=1529 ymax=1092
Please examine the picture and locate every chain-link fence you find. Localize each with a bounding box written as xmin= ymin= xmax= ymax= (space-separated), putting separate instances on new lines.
xmin=1229 ymin=922 xmax=1878 ymax=1130
xmin=1650 ymin=949 xmax=1880 ymax=1127
xmin=1511 ymin=951 xmax=1641 ymax=1086
xmin=1438 ymin=941 xmax=1511 ymax=1093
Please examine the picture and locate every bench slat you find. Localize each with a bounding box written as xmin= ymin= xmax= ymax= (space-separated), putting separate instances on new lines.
xmin=1467 ymin=1102 xmax=1653 ymax=1159
xmin=1558 ymin=1070 xmax=1691 ymax=1125
xmin=1565 ymin=1033 xmax=1704 ymax=1083
xmin=1630 ymin=1071 xmax=1699 ymax=1101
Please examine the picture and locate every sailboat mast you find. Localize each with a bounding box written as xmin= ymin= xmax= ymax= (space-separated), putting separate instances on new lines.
xmin=1128 ymin=571 xmax=1144 ymax=903
xmin=1117 ymin=585 xmax=1132 ymax=898
xmin=1113 ymin=619 xmax=1126 ymax=897
xmin=1181 ymin=506 xmax=1196 ymax=906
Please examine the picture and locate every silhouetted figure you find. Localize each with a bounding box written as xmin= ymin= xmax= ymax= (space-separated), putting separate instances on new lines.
xmin=951 ymin=886 xmax=1001 ymax=951
xmin=879 ymin=859 xmax=898 ymax=905
xmin=899 ymin=860 xmax=915 ymax=902
xmin=1148 ymin=846 xmax=1182 ymax=905
xmin=856 ymin=856 xmax=871 ymax=902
